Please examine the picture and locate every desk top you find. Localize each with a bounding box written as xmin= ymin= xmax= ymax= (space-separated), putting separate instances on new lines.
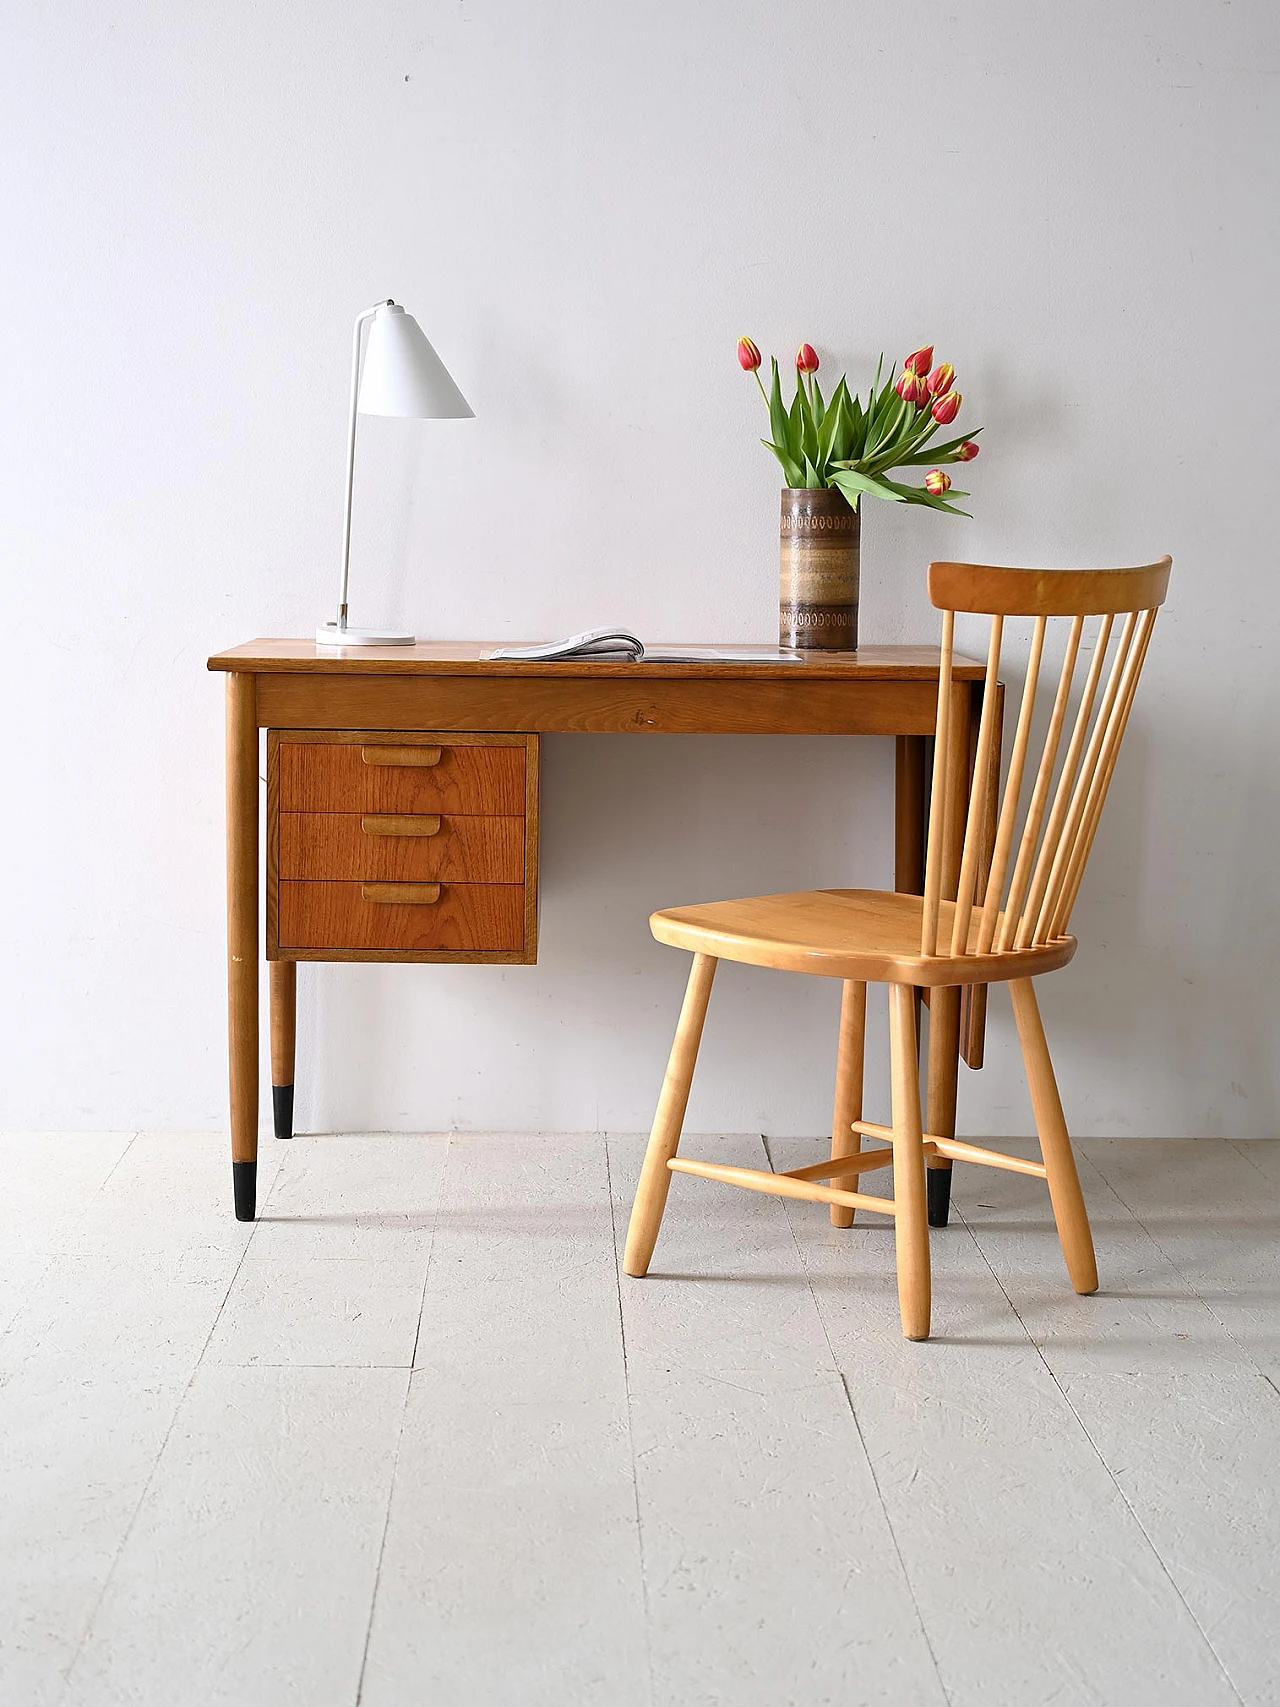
xmin=209 ymin=640 xmax=985 ymax=680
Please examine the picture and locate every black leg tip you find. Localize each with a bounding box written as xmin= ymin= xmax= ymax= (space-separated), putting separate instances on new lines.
xmin=233 ymin=1160 xmax=257 ymax=1222
xmin=272 ymin=1083 xmax=295 ymax=1141
xmin=927 ymin=1165 xmax=953 ymax=1228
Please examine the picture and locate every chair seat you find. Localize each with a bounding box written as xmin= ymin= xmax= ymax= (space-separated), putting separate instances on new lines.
xmin=649 ymin=888 xmax=1076 ymax=986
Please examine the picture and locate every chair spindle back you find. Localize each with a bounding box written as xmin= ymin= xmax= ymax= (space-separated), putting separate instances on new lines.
xmin=920 ymin=558 xmax=1172 ymax=959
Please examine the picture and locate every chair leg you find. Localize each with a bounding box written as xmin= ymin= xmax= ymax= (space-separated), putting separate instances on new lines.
xmin=623 ymin=953 xmax=718 ymax=1277
xmin=829 ymin=980 xmax=867 ymax=1228
xmin=1009 ymin=978 xmax=1098 ymax=1295
xmin=888 ymin=982 xmax=931 ymax=1340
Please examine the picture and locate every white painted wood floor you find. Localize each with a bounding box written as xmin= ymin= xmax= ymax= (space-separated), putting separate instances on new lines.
xmin=2 ymin=1131 xmax=1278 ymax=1706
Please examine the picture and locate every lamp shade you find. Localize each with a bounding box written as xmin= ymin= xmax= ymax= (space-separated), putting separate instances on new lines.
xmin=357 ymin=303 xmax=474 ymax=419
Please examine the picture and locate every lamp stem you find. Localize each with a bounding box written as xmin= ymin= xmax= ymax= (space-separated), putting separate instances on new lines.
xmin=335 ymin=302 xmax=393 ymax=631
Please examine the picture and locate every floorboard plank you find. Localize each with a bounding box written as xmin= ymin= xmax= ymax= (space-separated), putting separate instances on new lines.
xmin=0 ymin=1132 xmax=136 ymax=1256
xmin=1083 ymin=1137 xmax=1280 ymax=1381
xmin=611 ymin=1134 xmax=947 ymax=1707
xmin=0 ymin=1375 xmax=186 ymax=1707
xmin=774 ymin=1136 xmax=1239 ymax=1707
xmin=66 ymin=1131 xmax=281 ymax=1262
xmin=61 ymin=1366 xmax=407 ymax=1707
xmin=248 ymin=1131 xmax=447 ymax=1261
xmin=610 ymin=1133 xmax=838 ymax=1382
xmin=958 ymin=1140 xmax=1280 ymax=1705
xmin=361 ymin=1135 xmax=649 ymax=1707
xmin=0 ymin=1145 xmax=255 ymax=1706
xmin=203 ymin=1251 xmax=430 ymax=1368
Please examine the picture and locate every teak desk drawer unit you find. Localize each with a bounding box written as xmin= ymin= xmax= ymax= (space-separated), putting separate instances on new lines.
xmin=267 ymin=730 xmax=539 ymax=963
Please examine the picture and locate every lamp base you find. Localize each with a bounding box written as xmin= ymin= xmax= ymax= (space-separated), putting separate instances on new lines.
xmin=316 ymin=623 xmax=416 ymax=647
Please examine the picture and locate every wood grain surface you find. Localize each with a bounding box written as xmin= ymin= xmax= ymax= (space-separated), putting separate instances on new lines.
xmin=279 ymin=881 xmax=526 ymax=952
xmin=649 ymin=887 xmax=1076 ymax=987
xmin=928 ymin=557 xmax=1172 ymax=617
xmin=279 ymin=813 xmax=524 ymax=883
xmin=209 ymin=639 xmax=985 ymax=679
xmin=278 ymin=741 xmax=524 ymax=814
xmin=256 ymin=674 xmax=946 ymax=736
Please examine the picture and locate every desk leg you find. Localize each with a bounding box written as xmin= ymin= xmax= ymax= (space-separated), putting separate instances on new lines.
xmin=924 ymin=680 xmax=972 ymax=1229
xmin=894 ymin=736 xmax=926 ymax=896
xmin=926 ymin=991 xmax=961 ymax=1226
xmin=226 ymin=672 xmax=259 ymax=1220
xmin=270 ymin=963 xmax=296 ymax=1140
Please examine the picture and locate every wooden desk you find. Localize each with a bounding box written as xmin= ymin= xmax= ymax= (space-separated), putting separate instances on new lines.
xmin=208 ymin=641 xmax=987 ymax=1222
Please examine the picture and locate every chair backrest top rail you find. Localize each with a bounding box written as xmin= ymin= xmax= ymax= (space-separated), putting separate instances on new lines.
xmin=929 ymin=558 xmax=1172 ymax=617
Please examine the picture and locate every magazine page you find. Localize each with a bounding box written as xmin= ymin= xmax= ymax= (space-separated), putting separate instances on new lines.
xmin=482 ymin=627 xmax=643 ymax=661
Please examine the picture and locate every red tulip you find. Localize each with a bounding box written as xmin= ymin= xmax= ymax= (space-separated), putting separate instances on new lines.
xmin=924 ymin=469 xmax=952 ymax=495
xmin=928 ymin=362 xmax=955 ymax=396
xmin=737 ymin=336 xmax=762 ymax=372
xmin=796 ymin=343 xmax=819 ymax=373
xmin=956 ymin=440 xmax=980 ymax=462
xmin=895 ymin=368 xmax=923 ymax=404
xmin=905 ymin=344 xmax=934 ymax=377
xmin=931 ymin=390 xmax=961 ymax=425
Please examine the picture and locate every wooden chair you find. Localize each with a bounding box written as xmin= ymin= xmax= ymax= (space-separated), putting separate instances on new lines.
xmin=623 ymin=557 xmax=1172 ymax=1340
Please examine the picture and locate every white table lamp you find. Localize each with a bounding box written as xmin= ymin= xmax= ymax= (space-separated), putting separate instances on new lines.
xmin=317 ymin=300 xmax=473 ymax=647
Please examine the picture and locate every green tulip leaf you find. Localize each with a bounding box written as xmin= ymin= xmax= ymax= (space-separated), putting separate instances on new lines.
xmin=828 ymin=381 xmax=853 ymax=460
xmin=867 ymin=394 xmax=910 ymax=459
xmin=803 ymin=393 xmax=822 ymax=463
xmin=761 ymin=438 xmax=804 ymax=489
xmin=790 ymin=387 xmax=818 ymax=466
xmin=817 ymin=388 xmax=845 ymax=462
xmin=845 ymin=390 xmax=865 ymax=458
xmin=865 ymin=366 xmax=901 ymax=446
xmin=894 ymin=426 xmax=983 ymax=466
xmin=868 ymin=409 xmax=938 ymax=476
xmin=768 ymin=359 xmax=793 ymax=460
xmin=880 ymin=474 xmax=972 ymax=516
xmin=831 ymin=467 xmax=906 ymax=506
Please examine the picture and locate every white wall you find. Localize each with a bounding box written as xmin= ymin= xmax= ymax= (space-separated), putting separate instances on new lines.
xmin=2 ymin=0 xmax=1277 ymax=1139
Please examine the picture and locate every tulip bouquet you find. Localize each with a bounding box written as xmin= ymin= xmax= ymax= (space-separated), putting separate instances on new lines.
xmin=737 ymin=338 xmax=981 ymax=517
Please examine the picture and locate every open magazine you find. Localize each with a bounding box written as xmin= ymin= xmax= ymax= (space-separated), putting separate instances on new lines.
xmin=482 ymin=627 xmax=803 ymax=663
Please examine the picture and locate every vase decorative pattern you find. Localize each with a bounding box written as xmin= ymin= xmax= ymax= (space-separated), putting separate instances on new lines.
xmin=779 ymin=487 xmax=860 ymax=651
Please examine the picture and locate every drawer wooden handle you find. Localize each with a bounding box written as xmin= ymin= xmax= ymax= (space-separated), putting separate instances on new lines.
xmin=360 ymin=814 xmax=442 ymax=838
xmin=360 ymin=745 xmax=442 ymax=767
xmin=361 ymin=882 xmax=442 ymax=905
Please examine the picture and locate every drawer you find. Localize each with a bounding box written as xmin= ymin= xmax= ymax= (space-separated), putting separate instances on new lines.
xmin=279 ymin=740 xmax=524 ymax=815
xmin=279 ymin=881 xmax=526 ymax=952
xmin=279 ymin=813 xmax=524 ymax=883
